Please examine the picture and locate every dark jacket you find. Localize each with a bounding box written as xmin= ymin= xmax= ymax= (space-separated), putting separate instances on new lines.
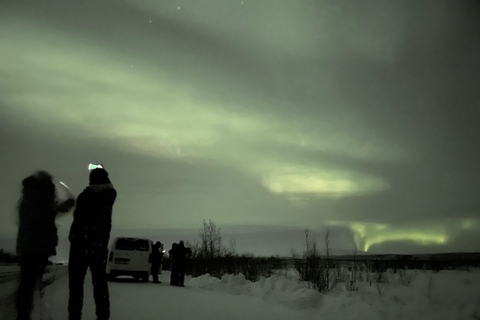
xmin=176 ymin=242 xmax=192 ymax=268
xmin=152 ymin=245 xmax=164 ymax=265
xmin=169 ymin=244 xmax=179 ymax=268
xmin=69 ymin=183 xmax=116 ymax=248
xmin=16 ymin=174 xmax=75 ymax=258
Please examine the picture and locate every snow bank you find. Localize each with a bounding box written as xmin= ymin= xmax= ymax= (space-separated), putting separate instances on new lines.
xmin=186 ymin=269 xmax=480 ymax=320
xmin=189 ymin=272 xmax=323 ymax=309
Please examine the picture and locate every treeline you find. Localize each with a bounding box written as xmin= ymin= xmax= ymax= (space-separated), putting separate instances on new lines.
xmin=162 ymin=219 xmax=287 ymax=281
xmin=163 ymin=221 xmax=480 ymax=288
xmin=167 ymin=224 xmax=480 ymax=294
xmin=164 ymin=255 xmax=287 ymax=281
xmin=350 ymin=253 xmax=480 ymax=272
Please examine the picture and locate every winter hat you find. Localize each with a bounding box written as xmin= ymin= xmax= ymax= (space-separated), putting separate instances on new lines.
xmin=89 ymin=168 xmax=111 ymax=185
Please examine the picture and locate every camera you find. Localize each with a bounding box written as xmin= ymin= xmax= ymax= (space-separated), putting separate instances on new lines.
xmin=88 ymin=163 xmax=104 ymax=170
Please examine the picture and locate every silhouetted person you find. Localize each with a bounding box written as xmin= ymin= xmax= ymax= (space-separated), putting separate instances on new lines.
xmin=68 ymin=167 xmax=116 ymax=320
xmin=16 ymin=171 xmax=75 ymax=320
xmin=176 ymin=240 xmax=192 ymax=287
xmin=169 ymin=243 xmax=179 ymax=286
xmin=151 ymin=241 xmax=164 ymax=283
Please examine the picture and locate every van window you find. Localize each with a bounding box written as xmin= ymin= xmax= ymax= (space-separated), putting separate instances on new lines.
xmin=135 ymin=240 xmax=149 ymax=251
xmin=115 ymin=238 xmax=150 ymax=251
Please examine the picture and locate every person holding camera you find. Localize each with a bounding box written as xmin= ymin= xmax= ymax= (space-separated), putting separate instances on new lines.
xmin=68 ymin=165 xmax=116 ymax=320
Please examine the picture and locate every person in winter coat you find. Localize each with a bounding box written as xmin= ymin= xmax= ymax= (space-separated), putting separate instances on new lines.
xmin=169 ymin=243 xmax=179 ymax=286
xmin=150 ymin=241 xmax=164 ymax=283
xmin=68 ymin=167 xmax=116 ymax=320
xmin=16 ymin=170 xmax=75 ymax=320
xmin=176 ymin=241 xmax=192 ymax=287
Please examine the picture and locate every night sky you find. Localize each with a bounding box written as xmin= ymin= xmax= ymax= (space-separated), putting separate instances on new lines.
xmin=1 ymin=0 xmax=480 ymax=258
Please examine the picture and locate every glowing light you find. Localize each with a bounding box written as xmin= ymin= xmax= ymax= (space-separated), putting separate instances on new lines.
xmin=340 ymin=221 xmax=448 ymax=252
xmin=59 ymin=181 xmax=69 ymax=189
xmin=266 ymin=175 xmax=354 ymax=197
xmin=262 ymin=166 xmax=387 ymax=199
xmin=88 ymin=163 xmax=104 ymax=170
xmin=363 ymin=232 xmax=447 ymax=251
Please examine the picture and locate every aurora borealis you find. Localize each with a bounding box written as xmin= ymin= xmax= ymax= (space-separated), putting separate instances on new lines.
xmin=1 ymin=0 xmax=479 ymax=257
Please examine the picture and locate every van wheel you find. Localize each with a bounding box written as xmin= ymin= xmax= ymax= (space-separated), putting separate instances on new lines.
xmin=141 ymin=272 xmax=149 ymax=282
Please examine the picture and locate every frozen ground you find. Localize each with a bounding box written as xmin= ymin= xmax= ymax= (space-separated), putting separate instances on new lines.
xmin=1 ymin=267 xmax=480 ymax=320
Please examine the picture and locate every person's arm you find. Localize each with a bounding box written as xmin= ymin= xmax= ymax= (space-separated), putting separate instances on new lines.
xmin=57 ymin=197 xmax=75 ymax=213
xmin=55 ymin=181 xmax=76 ymax=214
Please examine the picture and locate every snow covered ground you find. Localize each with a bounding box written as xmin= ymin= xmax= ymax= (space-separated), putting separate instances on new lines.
xmin=184 ymin=269 xmax=480 ymax=320
xmin=2 ymin=267 xmax=480 ymax=320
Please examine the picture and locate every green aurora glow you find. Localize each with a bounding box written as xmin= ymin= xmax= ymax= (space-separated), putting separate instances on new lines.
xmin=1 ymin=0 xmax=479 ymax=255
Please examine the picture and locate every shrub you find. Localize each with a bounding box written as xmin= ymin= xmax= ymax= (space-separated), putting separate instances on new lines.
xmin=293 ymin=229 xmax=331 ymax=293
xmin=186 ymin=255 xmax=287 ymax=281
xmin=373 ymin=271 xmax=389 ymax=295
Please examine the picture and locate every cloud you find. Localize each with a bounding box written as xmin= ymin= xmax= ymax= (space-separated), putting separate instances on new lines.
xmin=1 ymin=2 xmax=403 ymax=203
xmin=1 ymin=0 xmax=480 ymax=255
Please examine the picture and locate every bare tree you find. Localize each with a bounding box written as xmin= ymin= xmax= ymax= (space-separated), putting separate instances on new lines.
xmin=324 ymin=229 xmax=330 ymax=289
xmin=294 ymin=228 xmax=330 ymax=293
xmin=199 ymin=219 xmax=222 ymax=258
xmin=304 ymin=228 xmax=311 ymax=256
xmin=345 ymin=245 xmax=360 ymax=291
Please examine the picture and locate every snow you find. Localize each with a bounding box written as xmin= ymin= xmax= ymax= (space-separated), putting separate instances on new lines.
xmin=2 ymin=267 xmax=480 ymax=320
xmin=185 ymin=269 xmax=480 ymax=319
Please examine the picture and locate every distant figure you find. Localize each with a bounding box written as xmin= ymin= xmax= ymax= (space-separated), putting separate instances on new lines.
xmin=68 ymin=167 xmax=116 ymax=320
xmin=169 ymin=243 xmax=179 ymax=286
xmin=176 ymin=241 xmax=192 ymax=287
xmin=16 ymin=170 xmax=75 ymax=320
xmin=151 ymin=241 xmax=164 ymax=283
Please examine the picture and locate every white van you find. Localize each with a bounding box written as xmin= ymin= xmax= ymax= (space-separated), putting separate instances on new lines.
xmin=106 ymin=237 xmax=152 ymax=282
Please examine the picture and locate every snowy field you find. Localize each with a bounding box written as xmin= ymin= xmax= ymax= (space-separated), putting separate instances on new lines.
xmin=1 ymin=266 xmax=480 ymax=320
